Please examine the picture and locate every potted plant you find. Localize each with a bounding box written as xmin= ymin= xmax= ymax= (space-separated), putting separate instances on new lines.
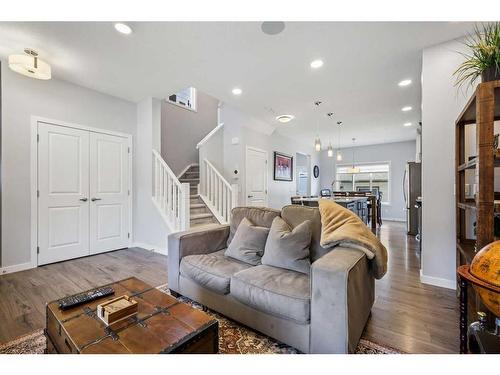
xmin=454 ymin=22 xmax=500 ymax=89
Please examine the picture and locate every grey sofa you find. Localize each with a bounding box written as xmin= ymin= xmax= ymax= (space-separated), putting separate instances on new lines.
xmin=167 ymin=205 xmax=378 ymax=353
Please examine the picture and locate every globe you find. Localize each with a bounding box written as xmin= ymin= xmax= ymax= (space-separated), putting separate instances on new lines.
xmin=469 ymin=241 xmax=500 ymax=317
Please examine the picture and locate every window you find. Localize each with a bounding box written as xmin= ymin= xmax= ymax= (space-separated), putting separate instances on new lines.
xmin=168 ymin=87 xmax=197 ymax=111
xmin=335 ymin=162 xmax=390 ymax=204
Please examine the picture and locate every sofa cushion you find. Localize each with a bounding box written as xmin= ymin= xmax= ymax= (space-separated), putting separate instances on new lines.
xmin=180 ymin=250 xmax=252 ymax=295
xmin=227 ymin=207 xmax=281 ymax=246
xmin=225 ymin=217 xmax=270 ymax=265
xmin=231 ymin=265 xmax=311 ymax=324
xmin=262 ymin=217 xmax=312 ymax=274
xmin=281 ymin=205 xmax=330 ymax=262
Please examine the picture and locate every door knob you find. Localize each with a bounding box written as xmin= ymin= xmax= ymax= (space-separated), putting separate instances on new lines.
xmin=247 ymin=195 xmax=254 ymax=198
xmin=79 ymin=198 xmax=88 ymax=202
xmin=91 ymin=198 xmax=102 ymax=201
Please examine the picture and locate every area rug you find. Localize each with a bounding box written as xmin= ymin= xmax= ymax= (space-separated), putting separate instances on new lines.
xmin=0 ymin=285 xmax=403 ymax=354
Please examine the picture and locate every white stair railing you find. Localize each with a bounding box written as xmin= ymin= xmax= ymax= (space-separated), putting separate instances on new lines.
xmin=152 ymin=150 xmax=190 ymax=232
xmin=199 ymin=158 xmax=238 ymax=224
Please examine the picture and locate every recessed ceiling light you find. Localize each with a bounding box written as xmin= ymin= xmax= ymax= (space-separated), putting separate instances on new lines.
xmin=114 ymin=23 xmax=132 ymax=35
xmin=401 ymin=106 xmax=412 ymax=112
xmin=232 ymin=88 xmax=242 ymax=95
xmin=398 ymin=79 xmax=412 ymax=87
xmin=310 ymin=59 xmax=324 ymax=69
xmin=403 ymin=122 xmax=412 ymax=127
xmin=276 ymin=115 xmax=295 ymax=123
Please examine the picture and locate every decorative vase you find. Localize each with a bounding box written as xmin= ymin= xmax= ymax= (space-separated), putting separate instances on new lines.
xmin=481 ymin=65 xmax=500 ymax=83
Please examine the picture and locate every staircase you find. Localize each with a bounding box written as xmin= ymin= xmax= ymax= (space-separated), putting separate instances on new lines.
xmin=179 ymin=164 xmax=219 ymax=227
xmin=152 ymin=118 xmax=238 ymax=233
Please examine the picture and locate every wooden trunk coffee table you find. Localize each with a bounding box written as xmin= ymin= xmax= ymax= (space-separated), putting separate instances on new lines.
xmin=45 ymin=277 xmax=218 ymax=354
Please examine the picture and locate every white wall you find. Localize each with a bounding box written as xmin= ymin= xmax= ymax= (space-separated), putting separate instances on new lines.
xmin=1 ymin=64 xmax=137 ymax=269
xmin=220 ymin=105 xmax=320 ymax=210
xmin=421 ymin=38 xmax=474 ymax=289
xmin=319 ymin=140 xmax=416 ymax=221
xmin=134 ymin=97 xmax=170 ymax=254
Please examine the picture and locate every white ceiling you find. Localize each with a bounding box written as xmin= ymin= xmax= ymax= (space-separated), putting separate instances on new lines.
xmin=0 ymin=22 xmax=475 ymax=147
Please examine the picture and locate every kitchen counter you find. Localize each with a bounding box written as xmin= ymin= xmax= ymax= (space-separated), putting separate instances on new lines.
xmin=292 ymin=196 xmax=370 ymax=225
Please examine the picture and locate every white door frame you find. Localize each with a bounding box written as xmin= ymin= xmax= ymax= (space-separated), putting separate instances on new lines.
xmin=30 ymin=116 xmax=133 ymax=268
xmin=245 ymin=146 xmax=268 ymax=206
xmin=295 ymin=151 xmax=311 ymax=196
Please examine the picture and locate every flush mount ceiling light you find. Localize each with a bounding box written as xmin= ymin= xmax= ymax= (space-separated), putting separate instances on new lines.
xmin=398 ymin=79 xmax=412 ymax=87
xmin=114 ymin=23 xmax=132 ymax=35
xmin=261 ymin=22 xmax=285 ymax=35
xmin=310 ymin=59 xmax=324 ymax=69
xmin=404 ymin=122 xmax=412 ymax=127
xmin=232 ymin=88 xmax=242 ymax=95
xmin=276 ymin=114 xmax=295 ymax=123
xmin=8 ymin=48 xmax=51 ymax=80
xmin=401 ymin=106 xmax=412 ymax=112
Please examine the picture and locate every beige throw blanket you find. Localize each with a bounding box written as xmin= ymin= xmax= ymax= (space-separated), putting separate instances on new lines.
xmin=318 ymin=199 xmax=388 ymax=279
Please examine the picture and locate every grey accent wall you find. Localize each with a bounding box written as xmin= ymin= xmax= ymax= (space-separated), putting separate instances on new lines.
xmin=319 ymin=140 xmax=416 ymax=221
xmin=1 ymin=63 xmax=136 ymax=269
xmin=161 ymin=90 xmax=218 ymax=176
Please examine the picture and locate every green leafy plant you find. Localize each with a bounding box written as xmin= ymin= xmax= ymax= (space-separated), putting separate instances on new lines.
xmin=454 ymin=22 xmax=500 ymax=89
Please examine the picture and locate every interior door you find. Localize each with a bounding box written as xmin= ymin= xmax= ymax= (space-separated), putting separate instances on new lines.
xmin=38 ymin=123 xmax=90 ymax=265
xmin=89 ymin=132 xmax=129 ymax=254
xmin=245 ymin=147 xmax=268 ymax=206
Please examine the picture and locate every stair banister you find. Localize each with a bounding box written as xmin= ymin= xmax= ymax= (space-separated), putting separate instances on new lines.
xmin=152 ymin=150 xmax=190 ymax=232
xmin=199 ymin=158 xmax=238 ymax=224
xmin=196 ymin=123 xmax=224 ymax=150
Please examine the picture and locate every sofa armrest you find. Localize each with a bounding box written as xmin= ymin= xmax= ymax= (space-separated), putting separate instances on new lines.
xmin=310 ymin=247 xmax=375 ymax=353
xmin=167 ymin=224 xmax=230 ymax=293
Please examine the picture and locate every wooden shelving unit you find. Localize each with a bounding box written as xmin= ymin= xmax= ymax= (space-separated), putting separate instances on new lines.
xmin=455 ymin=80 xmax=500 ymax=342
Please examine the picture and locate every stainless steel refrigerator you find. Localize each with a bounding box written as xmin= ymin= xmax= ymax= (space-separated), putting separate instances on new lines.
xmin=403 ymin=162 xmax=421 ymax=235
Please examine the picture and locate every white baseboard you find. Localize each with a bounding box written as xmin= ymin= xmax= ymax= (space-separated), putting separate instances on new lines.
xmin=132 ymin=242 xmax=168 ymax=256
xmin=420 ymin=270 xmax=456 ymax=290
xmin=0 ymin=261 xmax=34 ymax=276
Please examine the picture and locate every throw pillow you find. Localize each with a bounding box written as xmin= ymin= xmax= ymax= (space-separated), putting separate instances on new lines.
xmin=225 ymin=217 xmax=270 ymax=265
xmin=262 ymin=217 xmax=312 ymax=274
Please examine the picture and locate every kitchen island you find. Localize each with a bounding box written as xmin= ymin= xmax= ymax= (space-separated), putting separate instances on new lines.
xmin=293 ymin=196 xmax=371 ymax=226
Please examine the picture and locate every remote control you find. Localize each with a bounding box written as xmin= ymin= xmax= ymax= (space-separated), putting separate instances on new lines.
xmin=58 ymin=286 xmax=115 ymax=310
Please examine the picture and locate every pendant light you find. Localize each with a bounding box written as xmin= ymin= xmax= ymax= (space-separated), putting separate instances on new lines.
xmin=314 ymin=101 xmax=322 ymax=152
xmin=336 ymin=121 xmax=343 ymax=161
xmin=326 ymin=112 xmax=334 ymax=157
xmin=315 ymin=137 xmax=322 ymax=152
xmin=327 ymin=143 xmax=333 ymax=157
xmin=348 ymin=138 xmax=361 ymax=174
xmin=8 ymin=48 xmax=51 ymax=80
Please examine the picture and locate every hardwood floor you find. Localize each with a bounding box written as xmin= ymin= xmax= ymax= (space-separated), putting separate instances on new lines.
xmin=0 ymin=222 xmax=459 ymax=353
xmin=363 ymin=221 xmax=459 ymax=353
xmin=0 ymin=248 xmax=168 ymax=345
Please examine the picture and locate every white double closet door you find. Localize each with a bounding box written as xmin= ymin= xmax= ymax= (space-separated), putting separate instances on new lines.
xmin=37 ymin=122 xmax=130 ymax=265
